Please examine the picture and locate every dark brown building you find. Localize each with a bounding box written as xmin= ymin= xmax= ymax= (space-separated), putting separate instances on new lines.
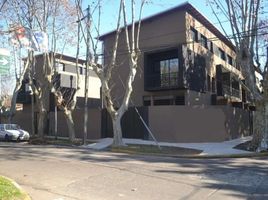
xmin=99 ymin=2 xmax=252 ymax=142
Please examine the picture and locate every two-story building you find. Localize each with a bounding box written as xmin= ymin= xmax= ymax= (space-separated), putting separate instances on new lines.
xmin=15 ymin=52 xmax=102 ymax=139
xmin=99 ymin=2 xmax=253 ymax=142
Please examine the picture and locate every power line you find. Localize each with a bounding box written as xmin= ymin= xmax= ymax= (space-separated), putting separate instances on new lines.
xmin=99 ymin=25 xmax=268 ymax=58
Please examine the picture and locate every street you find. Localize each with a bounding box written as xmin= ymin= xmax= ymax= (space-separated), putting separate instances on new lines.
xmin=0 ymin=142 xmax=267 ymax=200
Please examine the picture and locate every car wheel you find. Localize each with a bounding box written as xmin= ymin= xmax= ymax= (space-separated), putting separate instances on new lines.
xmin=16 ymin=137 xmax=21 ymax=142
xmin=4 ymin=134 xmax=9 ymax=142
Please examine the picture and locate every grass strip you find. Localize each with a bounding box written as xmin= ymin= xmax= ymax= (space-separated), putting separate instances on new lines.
xmin=0 ymin=176 xmax=29 ymax=200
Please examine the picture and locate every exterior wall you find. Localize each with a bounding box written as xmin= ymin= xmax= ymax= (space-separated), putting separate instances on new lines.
xmin=102 ymin=10 xmax=187 ymax=106
xmin=55 ymin=59 xmax=101 ymax=99
xmin=102 ymin=8 xmax=244 ymax=107
xmin=148 ymin=105 xmax=251 ymax=142
xmin=76 ymin=74 xmax=101 ymax=99
xmin=32 ymin=55 xmax=101 ymax=100
xmin=1 ymin=105 xmax=33 ymax=133
xmin=185 ymin=90 xmax=211 ymax=106
xmin=4 ymin=105 xmax=102 ymax=140
xmin=185 ymin=12 xmax=242 ymax=79
xmin=48 ymin=109 xmax=101 ymax=140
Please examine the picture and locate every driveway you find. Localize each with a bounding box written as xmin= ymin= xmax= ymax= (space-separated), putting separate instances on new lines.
xmin=0 ymin=142 xmax=267 ymax=200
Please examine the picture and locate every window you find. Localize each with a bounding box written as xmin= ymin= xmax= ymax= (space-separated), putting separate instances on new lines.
xmin=144 ymin=49 xmax=179 ymax=90
xmin=200 ymin=34 xmax=208 ymax=49
xmin=209 ymin=40 xmax=214 ymax=53
xmin=227 ymin=55 xmax=233 ymax=66
xmin=190 ymin=27 xmax=198 ymax=42
xmin=219 ymin=48 xmax=226 ymax=61
xmin=79 ymin=67 xmax=83 ymax=75
xmin=159 ymin=58 xmax=179 ymax=87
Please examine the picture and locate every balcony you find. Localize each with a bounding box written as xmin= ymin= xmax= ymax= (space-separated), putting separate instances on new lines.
xmin=145 ymin=72 xmax=179 ymax=91
xmin=222 ymin=84 xmax=240 ymax=98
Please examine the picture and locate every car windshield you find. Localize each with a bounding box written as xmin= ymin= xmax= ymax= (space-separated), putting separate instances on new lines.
xmin=5 ymin=124 xmax=20 ymax=130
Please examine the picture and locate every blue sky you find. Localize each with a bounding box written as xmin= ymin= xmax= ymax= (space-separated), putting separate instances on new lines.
xmin=95 ymin=0 xmax=231 ymax=37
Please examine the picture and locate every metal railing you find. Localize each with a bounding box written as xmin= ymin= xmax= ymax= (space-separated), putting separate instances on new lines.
xmin=145 ymin=72 xmax=179 ymax=90
xmin=222 ymin=84 xmax=240 ymax=98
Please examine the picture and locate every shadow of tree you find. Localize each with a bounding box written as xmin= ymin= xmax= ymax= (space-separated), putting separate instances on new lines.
xmin=1 ymin=143 xmax=268 ymax=199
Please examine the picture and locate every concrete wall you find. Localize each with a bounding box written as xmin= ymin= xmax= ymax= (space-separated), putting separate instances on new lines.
xmin=148 ymin=105 xmax=251 ymax=143
xmin=48 ymin=109 xmax=101 ymax=140
xmin=2 ymin=106 xmax=33 ymax=134
xmin=4 ymin=105 xmax=102 ymax=140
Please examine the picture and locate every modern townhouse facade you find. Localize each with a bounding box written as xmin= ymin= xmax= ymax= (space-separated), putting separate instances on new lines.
xmin=99 ymin=2 xmax=253 ymax=142
xmin=14 ymin=53 xmax=102 ymax=139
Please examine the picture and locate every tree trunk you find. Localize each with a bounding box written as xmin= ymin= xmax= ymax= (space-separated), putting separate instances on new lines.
xmin=63 ymin=110 xmax=75 ymax=142
xmin=38 ymin=109 xmax=47 ymax=138
xmin=112 ymin=114 xmax=125 ymax=146
xmin=250 ymin=100 xmax=265 ymax=151
xmin=8 ymin=86 xmax=20 ymax=123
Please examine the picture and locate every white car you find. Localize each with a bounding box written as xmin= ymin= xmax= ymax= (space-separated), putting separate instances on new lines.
xmin=0 ymin=124 xmax=30 ymax=141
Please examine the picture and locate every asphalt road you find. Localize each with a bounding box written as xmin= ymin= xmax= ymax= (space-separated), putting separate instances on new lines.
xmin=0 ymin=142 xmax=267 ymax=200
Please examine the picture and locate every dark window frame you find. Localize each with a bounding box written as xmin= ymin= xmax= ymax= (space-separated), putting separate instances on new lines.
xmin=209 ymin=40 xmax=214 ymax=53
xmin=159 ymin=58 xmax=179 ymax=88
xmin=190 ymin=27 xmax=199 ymax=42
xmin=227 ymin=55 xmax=233 ymax=66
xmin=200 ymin=34 xmax=208 ymax=49
xmin=219 ymin=48 xmax=226 ymax=61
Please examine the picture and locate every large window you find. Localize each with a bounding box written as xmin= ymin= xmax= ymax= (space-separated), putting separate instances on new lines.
xmin=145 ymin=49 xmax=180 ymax=90
xmin=159 ymin=58 xmax=179 ymax=87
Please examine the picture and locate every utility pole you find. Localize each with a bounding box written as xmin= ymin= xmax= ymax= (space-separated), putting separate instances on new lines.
xmin=83 ymin=5 xmax=90 ymax=145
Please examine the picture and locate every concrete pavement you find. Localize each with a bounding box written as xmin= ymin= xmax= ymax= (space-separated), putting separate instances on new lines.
xmin=86 ymin=136 xmax=253 ymax=156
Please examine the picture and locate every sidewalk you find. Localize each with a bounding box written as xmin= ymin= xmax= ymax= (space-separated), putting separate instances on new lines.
xmin=86 ymin=136 xmax=253 ymax=156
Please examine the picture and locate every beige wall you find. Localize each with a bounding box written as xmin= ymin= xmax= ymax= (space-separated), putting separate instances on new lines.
xmin=148 ymin=105 xmax=250 ymax=142
xmin=34 ymin=55 xmax=101 ymax=100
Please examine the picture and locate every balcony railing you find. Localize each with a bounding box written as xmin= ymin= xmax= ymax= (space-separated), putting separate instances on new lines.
xmin=222 ymin=84 xmax=240 ymax=98
xmin=145 ymin=72 xmax=179 ymax=90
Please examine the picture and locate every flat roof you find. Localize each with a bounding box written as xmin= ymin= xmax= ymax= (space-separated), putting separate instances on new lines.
xmin=23 ymin=52 xmax=86 ymax=64
xmin=99 ymin=2 xmax=235 ymax=51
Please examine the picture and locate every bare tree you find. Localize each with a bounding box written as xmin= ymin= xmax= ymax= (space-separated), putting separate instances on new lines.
xmin=2 ymin=0 xmax=78 ymax=139
xmin=76 ymin=0 xmax=146 ymax=146
xmin=208 ymin=0 xmax=268 ymax=150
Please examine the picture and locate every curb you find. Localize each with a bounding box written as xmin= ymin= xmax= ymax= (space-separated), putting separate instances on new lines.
xmin=110 ymin=149 xmax=268 ymax=159
xmin=1 ymin=175 xmax=31 ymax=200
